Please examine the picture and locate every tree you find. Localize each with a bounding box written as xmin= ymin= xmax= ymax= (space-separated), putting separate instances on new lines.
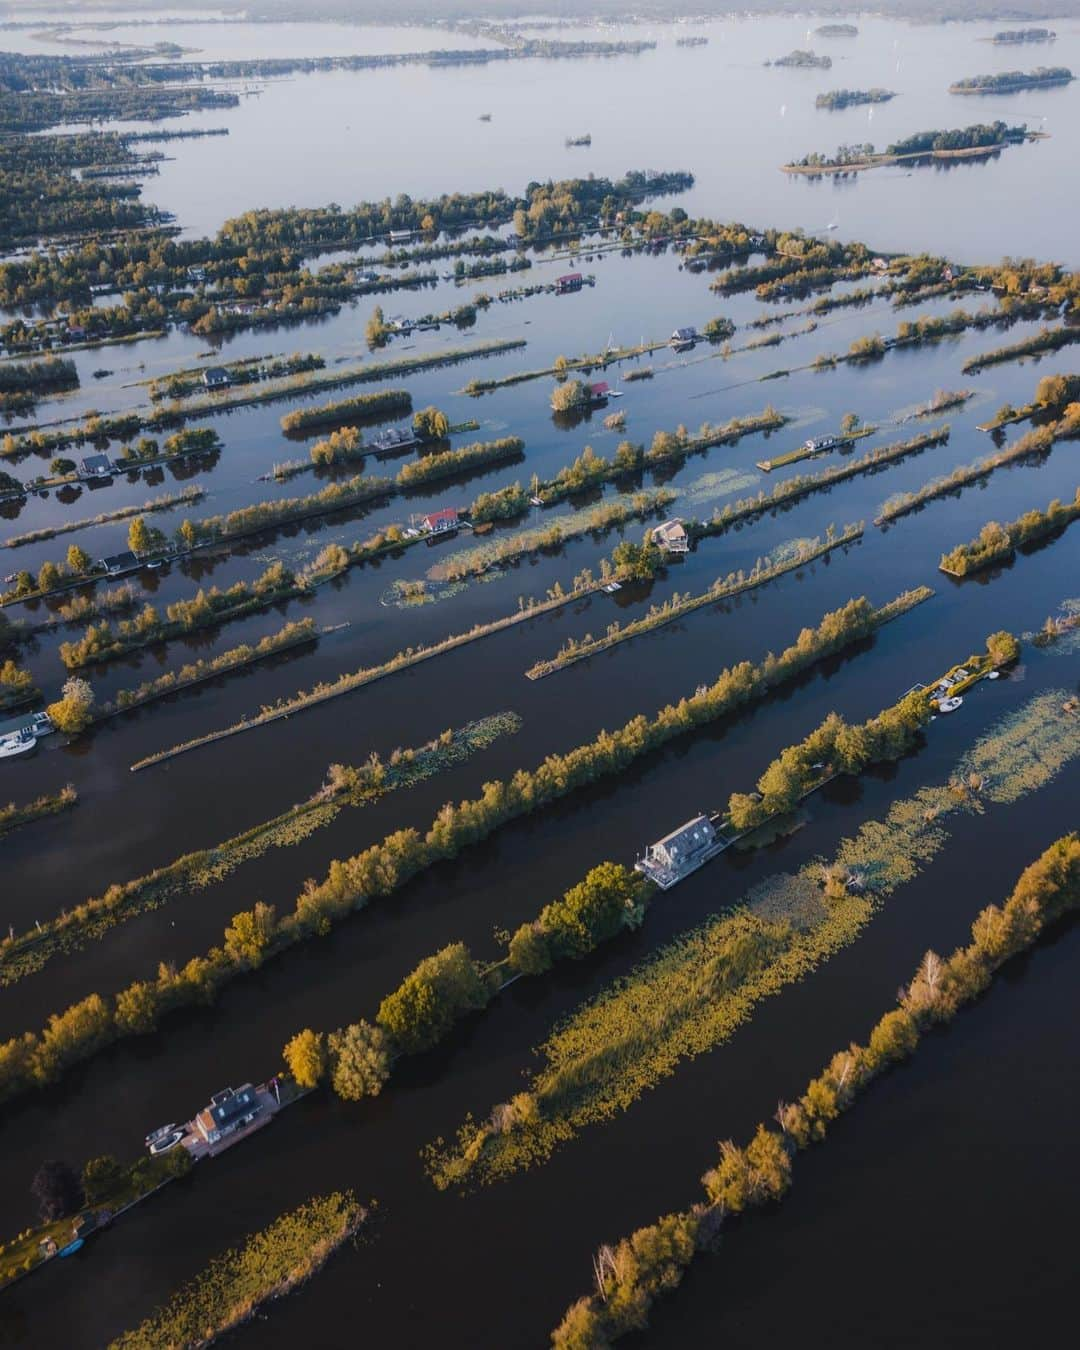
xmin=986 ymin=630 xmax=1020 ymax=666
xmin=46 ymin=676 xmax=95 ymax=734
xmin=177 ymin=518 xmax=197 ymax=550
xmin=128 ymin=516 xmax=151 ymax=554
xmin=551 ymin=379 xmax=586 ymax=412
xmin=283 ymin=1028 xmax=327 ymax=1089
xmin=840 ymin=411 xmax=861 ymax=434
xmin=66 ymin=544 xmax=90 ymax=574
xmin=32 ymin=1160 xmax=84 ymax=1222
xmin=328 ymin=1021 xmax=391 ymax=1100
xmin=376 ymin=942 xmax=487 ymax=1055
xmin=412 ymin=405 xmax=450 ymax=440
xmin=114 ymin=980 xmax=160 ymax=1035
xmin=82 ymin=1154 xmax=124 ymax=1205
xmin=223 ymin=902 xmax=277 ymax=968
xmin=50 ymin=457 xmax=76 ymax=476
xmin=37 ymin=560 xmax=61 ymax=592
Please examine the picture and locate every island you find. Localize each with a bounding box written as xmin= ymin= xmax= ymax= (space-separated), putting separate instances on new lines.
xmin=767 ymin=49 xmax=832 ymax=70
xmin=950 ymin=67 xmax=1074 ymax=94
xmin=816 ymin=88 xmax=896 ymax=110
xmin=992 ymin=28 xmax=1056 ymax=44
xmin=815 ymin=23 xmax=859 ymax=37
xmin=784 ymin=121 xmax=1035 ymax=174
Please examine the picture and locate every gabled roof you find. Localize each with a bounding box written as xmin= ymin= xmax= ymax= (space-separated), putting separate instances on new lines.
xmin=588 ymin=381 xmax=610 ymax=397
xmin=424 ymin=507 xmax=459 ymax=525
xmin=652 ymin=814 xmax=715 ymax=858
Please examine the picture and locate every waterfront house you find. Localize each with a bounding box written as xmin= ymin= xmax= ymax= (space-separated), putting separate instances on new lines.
xmin=0 ymin=710 xmax=52 ymax=742
xmin=79 ymin=453 xmax=113 ymax=480
xmin=202 ymin=367 xmax=232 ymax=390
xmin=371 ymin=426 xmax=419 ymax=454
xmin=636 ymin=814 xmax=721 ymax=887
xmin=389 ymin=230 xmax=413 ymax=245
xmin=194 ymin=1085 xmax=261 ymax=1145
xmin=585 ymin=381 xmax=611 ymax=404
xmin=651 ymin=519 xmax=690 ymax=553
xmin=556 ymin=273 xmax=583 ymax=293
xmin=670 ymin=326 xmax=698 ymax=347
xmin=99 ymin=550 xmax=140 ymax=576
xmin=804 ymin=434 xmax=843 ymax=454
xmin=421 ymin=507 xmax=459 ymax=534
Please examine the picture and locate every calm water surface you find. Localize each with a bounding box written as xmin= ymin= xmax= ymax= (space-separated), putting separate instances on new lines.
xmin=0 ymin=13 xmax=1078 ymax=1349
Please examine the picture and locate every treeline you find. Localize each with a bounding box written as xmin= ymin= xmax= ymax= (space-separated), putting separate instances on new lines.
xmin=877 ymin=408 xmax=1080 ymax=524
xmin=0 ymin=357 xmax=78 ymax=413
xmin=0 ymin=657 xmax=38 ymax=712
xmin=550 ymin=833 xmax=1080 ymax=1347
xmin=817 ymin=89 xmax=893 ymax=109
xmin=0 ymin=594 xmax=929 ymax=1101
xmin=2 ymin=485 xmax=205 ymax=550
xmin=940 ymin=487 xmax=1080 ymax=576
xmin=280 ymin=388 xmax=412 ymax=435
xmin=57 ymin=562 xmax=302 ymax=670
xmin=887 ymin=121 xmax=1027 ymax=154
xmin=0 ymin=785 xmax=76 ymax=840
xmin=962 ymin=325 xmax=1080 ymax=372
xmin=398 ymin=436 xmax=525 ymax=488
xmin=283 ymin=864 xmax=651 ymax=1100
xmin=148 ymin=350 xmax=324 ymax=402
xmin=950 ymin=67 xmax=1072 ymax=93
xmin=699 ymin=428 xmax=950 ymax=537
xmin=102 ymin=620 xmax=319 ymax=715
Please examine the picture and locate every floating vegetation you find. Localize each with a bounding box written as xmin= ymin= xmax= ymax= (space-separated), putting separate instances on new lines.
xmin=382 ymin=578 xmax=467 ymax=609
xmin=1027 ymin=599 xmax=1080 ymax=654
xmin=426 ymin=689 xmax=1080 ymax=1189
xmin=679 ymin=467 xmax=761 ymax=507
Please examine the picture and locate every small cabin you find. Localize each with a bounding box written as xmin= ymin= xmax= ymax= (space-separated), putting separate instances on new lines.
xmin=585 ymin=381 xmax=611 ymax=405
xmin=670 ymin=327 xmax=698 ymax=347
xmin=388 ymin=230 xmax=413 ymax=245
xmin=804 ymin=435 xmax=842 ymax=454
xmin=422 ymin=507 xmax=459 ymax=534
xmin=651 ymin=519 xmax=690 ymax=554
xmin=371 ymin=426 xmax=418 ymax=453
xmin=79 ymin=453 xmax=113 ymax=480
xmin=202 ymin=367 xmax=231 ymax=390
xmin=556 ymin=273 xmax=583 ymax=293
xmin=194 ymin=1085 xmax=260 ymax=1145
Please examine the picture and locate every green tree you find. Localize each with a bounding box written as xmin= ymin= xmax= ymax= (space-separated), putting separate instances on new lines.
xmin=283 ymin=1029 xmax=327 ymax=1089
xmin=32 ymin=1160 xmax=84 ymax=1222
xmin=82 ymin=1154 xmax=124 ymax=1205
xmin=50 ymin=457 xmax=76 ymax=476
xmin=840 ymin=411 xmax=861 ymax=434
xmin=114 ymin=981 xmax=160 ymax=1035
xmin=986 ymin=630 xmax=1020 ymax=666
xmin=413 ymin=405 xmax=450 ymax=440
xmin=376 ymin=942 xmax=487 ymax=1055
xmin=328 ymin=1021 xmax=391 ymax=1100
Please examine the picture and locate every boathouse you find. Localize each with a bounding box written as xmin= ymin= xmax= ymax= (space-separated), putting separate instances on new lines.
xmin=194 ymin=1085 xmax=261 ymax=1146
xmin=422 ymin=507 xmax=459 ymax=534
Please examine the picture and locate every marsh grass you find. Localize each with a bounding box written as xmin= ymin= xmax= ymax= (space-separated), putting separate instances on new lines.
xmin=426 ymin=690 xmax=1080 ymax=1189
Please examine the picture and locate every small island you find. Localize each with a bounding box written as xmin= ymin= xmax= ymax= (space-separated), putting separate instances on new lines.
xmin=675 ymin=36 xmax=709 ymax=48
xmin=565 ymin=133 xmax=592 ymax=147
xmin=816 ymin=88 xmax=896 ymax=110
xmin=950 ymin=67 xmax=1073 ymax=94
xmin=767 ymin=49 xmax=832 ymax=70
xmin=784 ymin=121 xmax=1034 ymax=174
xmin=992 ymin=27 xmax=1056 ymax=44
xmin=815 ymin=23 xmax=859 ymax=37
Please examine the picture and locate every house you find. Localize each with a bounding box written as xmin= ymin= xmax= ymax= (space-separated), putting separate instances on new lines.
xmin=0 ymin=710 xmax=52 ymax=742
xmin=388 ymin=229 xmax=413 ymax=245
xmin=422 ymin=507 xmax=459 ymax=534
xmin=871 ymin=257 xmax=889 ymax=272
xmin=193 ymin=1085 xmax=261 ymax=1146
xmin=556 ymin=273 xmax=583 ymax=293
xmin=99 ymin=550 xmax=139 ymax=576
xmin=641 ymin=815 xmax=718 ymax=881
xmin=371 ymin=426 xmax=418 ymax=454
xmin=79 ymin=453 xmax=113 ymax=480
xmin=202 ymin=367 xmax=232 ymax=390
xmin=670 ymin=326 xmax=698 ymax=347
xmin=585 ymin=381 xmax=611 ymax=404
xmin=804 ymin=435 xmax=843 ymax=454
xmin=651 ymin=518 xmax=690 ymax=553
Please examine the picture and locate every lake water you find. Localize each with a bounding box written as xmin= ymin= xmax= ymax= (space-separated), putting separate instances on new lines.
xmin=1 ymin=12 xmax=1079 ymax=1348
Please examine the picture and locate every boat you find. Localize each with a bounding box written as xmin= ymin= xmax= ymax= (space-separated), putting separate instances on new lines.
xmin=144 ymin=1122 xmax=178 ymax=1147
xmin=149 ymin=1129 xmax=185 ymax=1156
xmin=0 ymin=729 xmax=37 ymax=759
xmin=937 ymin=696 xmax=963 ymax=713
xmin=57 ymin=1238 xmax=84 ymax=1258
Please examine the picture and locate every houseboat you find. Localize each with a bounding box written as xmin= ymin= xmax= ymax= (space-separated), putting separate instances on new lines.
xmin=670 ymin=326 xmax=698 ymax=349
xmin=635 ymin=813 xmax=729 ymax=890
xmin=556 ymin=273 xmax=584 ymax=294
xmin=650 ymin=519 xmax=690 ymax=554
xmin=804 ymin=434 xmax=843 ymax=455
xmin=371 ymin=426 xmax=419 ymax=456
xmin=180 ymin=1082 xmax=280 ymax=1160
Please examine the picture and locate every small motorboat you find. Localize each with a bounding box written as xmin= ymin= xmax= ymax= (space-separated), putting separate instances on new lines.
xmin=937 ymin=696 xmax=964 ymax=713
xmin=148 ymin=1129 xmax=185 ymax=1156
xmin=988 ymin=671 xmax=1000 ymax=680
xmin=144 ymin=1122 xmax=178 ymax=1147
xmin=57 ymin=1238 xmax=84 ymax=1258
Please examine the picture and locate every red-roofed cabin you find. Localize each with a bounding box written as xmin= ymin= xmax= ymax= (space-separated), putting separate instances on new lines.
xmin=422 ymin=507 xmax=459 ymax=533
xmin=586 ymin=381 xmax=611 ymax=403
xmin=556 ymin=273 xmax=583 ymax=293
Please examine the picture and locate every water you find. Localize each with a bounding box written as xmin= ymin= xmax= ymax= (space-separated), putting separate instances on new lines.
xmin=1 ymin=13 xmax=1079 ymax=1348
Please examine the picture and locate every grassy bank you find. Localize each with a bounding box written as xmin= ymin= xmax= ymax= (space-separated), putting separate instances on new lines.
xmin=0 ymin=785 xmax=77 ymax=839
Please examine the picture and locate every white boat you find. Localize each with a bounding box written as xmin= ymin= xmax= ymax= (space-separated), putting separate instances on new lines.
xmin=937 ymin=696 xmax=964 ymax=713
xmin=145 ymin=1122 xmax=178 ymax=1147
xmin=0 ymin=730 xmax=37 ymax=759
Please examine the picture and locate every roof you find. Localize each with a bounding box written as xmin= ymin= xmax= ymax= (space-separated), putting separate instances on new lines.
xmin=652 ymin=814 xmax=715 ymax=858
xmin=653 ymin=518 xmax=688 ymax=543
xmin=424 ymin=507 xmax=459 ymax=525
xmin=200 ymin=1085 xmax=257 ymax=1130
xmin=101 ymin=551 xmax=138 ymax=571
xmin=672 ymin=327 xmax=697 ymax=341
xmin=203 ymin=366 xmax=231 ymax=382
xmin=588 ymin=381 xmax=610 ymax=397
xmin=0 ymin=710 xmax=47 ymax=740
xmin=80 ymin=453 xmax=112 ymax=473
xmin=557 ymin=272 xmax=583 ymax=283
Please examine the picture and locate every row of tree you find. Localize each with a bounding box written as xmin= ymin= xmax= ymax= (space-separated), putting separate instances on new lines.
xmin=552 ymin=833 xmax=1080 ymax=1346
xmin=939 ymin=487 xmax=1080 ymax=576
